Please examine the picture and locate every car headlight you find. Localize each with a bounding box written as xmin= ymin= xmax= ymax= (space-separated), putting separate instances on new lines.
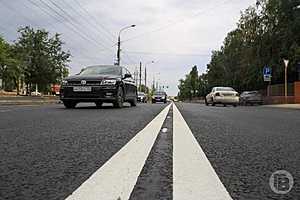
xmin=101 ymin=79 xmax=117 ymax=85
xmin=62 ymin=80 xmax=68 ymax=85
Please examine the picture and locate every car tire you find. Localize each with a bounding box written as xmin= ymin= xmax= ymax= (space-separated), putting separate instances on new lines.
xmin=63 ymin=101 xmax=77 ymax=109
xmin=113 ymin=87 xmax=124 ymax=108
xmin=211 ymin=101 xmax=215 ymax=106
xmin=205 ymin=97 xmax=209 ymax=106
xmin=95 ymin=101 xmax=103 ymax=108
xmin=129 ymin=97 xmax=137 ymax=107
xmin=233 ymin=104 xmax=237 ymax=107
xmin=223 ymin=104 xmax=227 ymax=107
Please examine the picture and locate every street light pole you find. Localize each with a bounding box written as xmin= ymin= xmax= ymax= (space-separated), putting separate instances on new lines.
xmin=139 ymin=62 xmax=142 ymax=91
xmin=144 ymin=61 xmax=154 ymax=92
xmin=283 ymin=59 xmax=289 ymax=103
xmin=116 ymin=25 xmax=136 ymax=65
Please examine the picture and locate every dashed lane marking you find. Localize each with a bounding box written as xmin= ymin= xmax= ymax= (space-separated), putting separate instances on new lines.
xmin=66 ymin=104 xmax=171 ymax=200
xmin=173 ymin=103 xmax=232 ymax=200
xmin=161 ymin=128 xmax=168 ymax=133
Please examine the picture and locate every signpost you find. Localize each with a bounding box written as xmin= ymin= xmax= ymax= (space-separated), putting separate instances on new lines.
xmin=263 ymin=66 xmax=272 ymax=82
xmin=263 ymin=66 xmax=272 ymax=96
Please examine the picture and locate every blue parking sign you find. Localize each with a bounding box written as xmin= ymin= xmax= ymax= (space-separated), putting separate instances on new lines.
xmin=263 ymin=66 xmax=272 ymax=75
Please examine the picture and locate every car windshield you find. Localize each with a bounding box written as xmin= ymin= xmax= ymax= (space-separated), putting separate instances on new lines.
xmin=79 ymin=66 xmax=121 ymax=76
xmin=216 ymin=87 xmax=235 ymax=92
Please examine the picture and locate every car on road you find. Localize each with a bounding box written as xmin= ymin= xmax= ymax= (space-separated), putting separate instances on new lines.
xmin=137 ymin=92 xmax=147 ymax=103
xmin=205 ymin=87 xmax=239 ymax=107
xmin=60 ymin=65 xmax=137 ymax=108
xmin=152 ymin=91 xmax=167 ymax=104
xmin=31 ymin=91 xmax=41 ymax=96
xmin=240 ymin=91 xmax=263 ymax=105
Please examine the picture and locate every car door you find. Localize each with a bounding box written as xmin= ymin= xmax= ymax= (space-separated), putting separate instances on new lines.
xmin=208 ymin=88 xmax=215 ymax=103
xmin=126 ymin=69 xmax=136 ymax=98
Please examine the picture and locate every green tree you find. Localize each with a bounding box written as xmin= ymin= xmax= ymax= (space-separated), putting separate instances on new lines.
xmin=15 ymin=26 xmax=70 ymax=94
xmin=204 ymin=0 xmax=300 ymax=92
xmin=0 ymin=37 xmax=22 ymax=93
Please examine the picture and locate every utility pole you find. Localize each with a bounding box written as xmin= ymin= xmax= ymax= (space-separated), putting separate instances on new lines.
xmin=144 ymin=66 xmax=147 ymax=92
xmin=116 ymin=25 xmax=136 ymax=65
xmin=139 ymin=62 xmax=142 ymax=91
xmin=116 ymin=35 xmax=121 ymax=65
xmin=152 ymin=76 xmax=155 ymax=91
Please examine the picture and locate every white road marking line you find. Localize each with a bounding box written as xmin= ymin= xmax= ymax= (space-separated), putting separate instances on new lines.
xmin=173 ymin=104 xmax=232 ymax=200
xmin=66 ymin=104 xmax=171 ymax=200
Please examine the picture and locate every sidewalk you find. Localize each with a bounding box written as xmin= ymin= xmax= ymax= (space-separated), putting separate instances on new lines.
xmin=263 ymin=104 xmax=300 ymax=110
xmin=0 ymin=95 xmax=60 ymax=105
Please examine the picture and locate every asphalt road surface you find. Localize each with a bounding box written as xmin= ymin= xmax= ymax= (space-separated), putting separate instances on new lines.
xmin=0 ymin=102 xmax=299 ymax=200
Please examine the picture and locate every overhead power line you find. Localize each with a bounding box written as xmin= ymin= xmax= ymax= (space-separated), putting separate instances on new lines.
xmin=0 ymin=1 xmax=40 ymax=27
xmin=72 ymin=0 xmax=116 ymax=42
xmin=124 ymin=51 xmax=211 ymax=57
xmin=60 ymin=0 xmax=115 ymax=46
xmin=42 ymin=0 xmax=113 ymax=52
xmin=122 ymin=0 xmax=231 ymax=43
xmin=25 ymin=0 xmax=110 ymax=64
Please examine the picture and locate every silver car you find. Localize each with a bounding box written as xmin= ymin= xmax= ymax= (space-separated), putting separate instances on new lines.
xmin=240 ymin=91 xmax=263 ymax=105
xmin=205 ymin=87 xmax=239 ymax=107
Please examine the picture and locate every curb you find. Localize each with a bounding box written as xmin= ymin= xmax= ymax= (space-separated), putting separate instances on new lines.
xmin=0 ymin=100 xmax=60 ymax=106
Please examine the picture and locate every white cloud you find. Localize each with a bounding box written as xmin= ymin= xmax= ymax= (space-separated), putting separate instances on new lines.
xmin=0 ymin=0 xmax=256 ymax=95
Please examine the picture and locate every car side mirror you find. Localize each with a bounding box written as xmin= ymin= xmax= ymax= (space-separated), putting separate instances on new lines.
xmin=124 ymin=74 xmax=132 ymax=79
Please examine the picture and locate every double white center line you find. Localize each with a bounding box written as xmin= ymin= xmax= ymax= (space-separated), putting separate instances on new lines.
xmin=66 ymin=104 xmax=171 ymax=200
xmin=66 ymin=103 xmax=232 ymax=200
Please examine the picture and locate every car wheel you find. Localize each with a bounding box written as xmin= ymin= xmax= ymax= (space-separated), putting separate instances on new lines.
xmin=113 ymin=87 xmax=124 ymax=108
xmin=211 ymin=101 xmax=215 ymax=106
xmin=233 ymin=104 xmax=237 ymax=107
xmin=205 ymin=97 xmax=209 ymax=106
xmin=95 ymin=101 xmax=103 ymax=108
xmin=129 ymin=97 xmax=137 ymax=107
xmin=223 ymin=104 xmax=227 ymax=107
xmin=63 ymin=101 xmax=77 ymax=109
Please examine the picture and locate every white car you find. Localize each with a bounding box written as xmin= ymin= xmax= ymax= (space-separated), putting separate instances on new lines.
xmin=205 ymin=87 xmax=239 ymax=107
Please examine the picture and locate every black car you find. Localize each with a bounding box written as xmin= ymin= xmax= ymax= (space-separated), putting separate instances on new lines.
xmin=240 ymin=91 xmax=263 ymax=105
xmin=152 ymin=91 xmax=167 ymax=103
xmin=60 ymin=65 xmax=137 ymax=108
xmin=137 ymin=92 xmax=147 ymax=103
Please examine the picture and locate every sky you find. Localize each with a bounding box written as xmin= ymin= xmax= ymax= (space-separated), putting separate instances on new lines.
xmin=0 ymin=0 xmax=256 ymax=96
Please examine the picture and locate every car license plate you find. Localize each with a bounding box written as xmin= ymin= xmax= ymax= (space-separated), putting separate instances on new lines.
xmin=73 ymin=86 xmax=92 ymax=92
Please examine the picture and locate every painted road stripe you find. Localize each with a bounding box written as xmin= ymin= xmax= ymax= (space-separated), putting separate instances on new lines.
xmin=66 ymin=104 xmax=171 ymax=200
xmin=173 ymin=104 xmax=232 ymax=200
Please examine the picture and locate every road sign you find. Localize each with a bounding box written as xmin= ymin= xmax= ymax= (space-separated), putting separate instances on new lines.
xmin=264 ymin=75 xmax=271 ymax=82
xmin=263 ymin=66 xmax=272 ymax=82
xmin=263 ymin=66 xmax=272 ymax=76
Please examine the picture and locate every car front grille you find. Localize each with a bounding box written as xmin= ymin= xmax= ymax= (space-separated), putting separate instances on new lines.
xmin=67 ymin=80 xmax=102 ymax=86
